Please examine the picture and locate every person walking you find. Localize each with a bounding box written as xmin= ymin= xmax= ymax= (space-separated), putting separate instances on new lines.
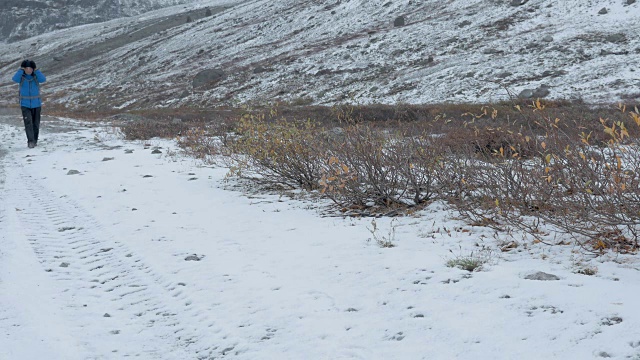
xmin=12 ymin=60 xmax=46 ymax=148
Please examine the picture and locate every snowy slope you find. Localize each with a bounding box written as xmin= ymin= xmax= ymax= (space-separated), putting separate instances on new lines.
xmin=2 ymin=112 xmax=640 ymax=359
xmin=0 ymin=0 xmax=193 ymax=43
xmin=0 ymin=0 xmax=639 ymax=109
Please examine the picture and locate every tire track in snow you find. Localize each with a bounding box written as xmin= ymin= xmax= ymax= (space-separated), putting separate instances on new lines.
xmin=0 ymin=138 xmax=10 ymax=341
xmin=4 ymin=152 xmax=239 ymax=359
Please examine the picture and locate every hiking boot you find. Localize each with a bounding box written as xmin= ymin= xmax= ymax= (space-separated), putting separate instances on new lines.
xmin=28 ymin=142 xmax=35 ymax=148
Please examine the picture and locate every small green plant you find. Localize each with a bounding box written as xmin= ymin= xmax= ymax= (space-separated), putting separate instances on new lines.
xmin=446 ymin=245 xmax=492 ymax=272
xmin=571 ymin=258 xmax=599 ymax=276
xmin=575 ymin=267 xmax=598 ymax=276
xmin=367 ymin=218 xmax=398 ymax=248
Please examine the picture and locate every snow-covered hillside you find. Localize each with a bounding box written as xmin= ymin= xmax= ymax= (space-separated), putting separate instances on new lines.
xmin=0 ymin=0 xmax=638 ymax=109
xmin=0 ymin=0 xmax=192 ymax=43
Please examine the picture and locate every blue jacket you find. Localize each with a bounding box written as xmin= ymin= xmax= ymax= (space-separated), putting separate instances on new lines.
xmin=12 ymin=69 xmax=46 ymax=108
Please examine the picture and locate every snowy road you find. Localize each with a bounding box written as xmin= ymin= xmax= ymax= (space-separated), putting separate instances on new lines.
xmin=0 ymin=115 xmax=230 ymax=359
xmin=0 ymin=116 xmax=91 ymax=359
xmin=1 ymin=113 xmax=640 ymax=360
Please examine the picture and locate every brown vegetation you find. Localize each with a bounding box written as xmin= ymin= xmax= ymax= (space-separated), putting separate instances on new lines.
xmin=52 ymin=99 xmax=640 ymax=253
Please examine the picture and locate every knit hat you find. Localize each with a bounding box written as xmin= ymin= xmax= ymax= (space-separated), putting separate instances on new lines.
xmin=20 ymin=60 xmax=36 ymax=69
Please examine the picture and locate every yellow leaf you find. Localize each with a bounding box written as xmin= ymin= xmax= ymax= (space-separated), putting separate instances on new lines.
xmin=631 ymin=112 xmax=640 ymax=127
xmin=621 ymin=128 xmax=629 ymax=139
xmin=545 ymin=154 xmax=551 ymax=164
xmin=541 ymin=142 xmax=546 ymax=150
xmin=619 ymin=103 xmax=626 ymax=113
xmin=594 ymin=240 xmax=607 ymax=250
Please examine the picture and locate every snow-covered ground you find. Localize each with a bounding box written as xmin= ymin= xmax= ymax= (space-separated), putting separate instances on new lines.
xmin=1 ymin=114 xmax=640 ymax=359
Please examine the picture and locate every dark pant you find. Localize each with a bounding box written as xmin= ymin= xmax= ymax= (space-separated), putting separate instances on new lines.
xmin=21 ymin=106 xmax=41 ymax=144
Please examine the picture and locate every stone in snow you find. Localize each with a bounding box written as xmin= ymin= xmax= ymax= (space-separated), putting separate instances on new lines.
xmin=185 ymin=254 xmax=202 ymax=261
xmin=524 ymin=271 xmax=560 ymax=281
xmin=394 ymin=16 xmax=405 ymax=27
xmin=518 ymin=89 xmax=534 ymax=99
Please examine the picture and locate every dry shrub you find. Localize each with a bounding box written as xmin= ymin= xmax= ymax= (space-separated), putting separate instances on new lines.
xmin=223 ymin=107 xmax=444 ymax=212
xmin=536 ymin=110 xmax=640 ymax=252
xmin=121 ymin=120 xmax=188 ymax=140
xmin=391 ymin=129 xmax=444 ymax=205
xmin=442 ymin=101 xmax=640 ymax=252
xmin=226 ymin=112 xmax=327 ymax=190
xmin=320 ymin=124 xmax=444 ymax=210
xmin=138 ymin=100 xmax=640 ymax=253
xmin=441 ymin=125 xmax=539 ymax=160
xmin=176 ymin=127 xmax=228 ymax=164
xmin=436 ymin=147 xmax=509 ymax=229
xmin=321 ymin=125 xmax=400 ymax=208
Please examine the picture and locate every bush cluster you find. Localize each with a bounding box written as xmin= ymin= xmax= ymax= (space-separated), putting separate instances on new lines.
xmin=441 ymin=102 xmax=640 ymax=253
xmin=121 ymin=120 xmax=188 ymax=140
xmin=144 ymin=101 xmax=640 ymax=253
